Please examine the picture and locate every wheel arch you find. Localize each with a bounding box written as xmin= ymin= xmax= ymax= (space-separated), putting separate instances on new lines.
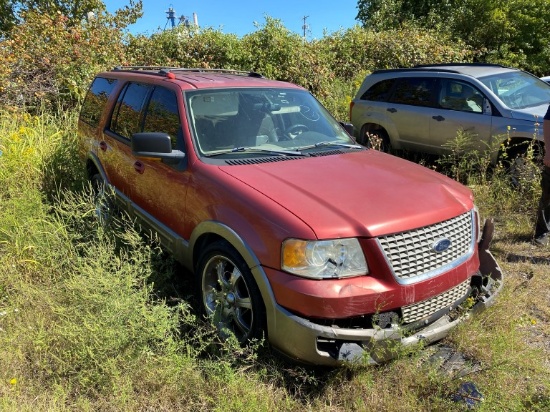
xmin=497 ymin=136 xmax=544 ymax=163
xmin=189 ymin=221 xmax=262 ymax=271
xmin=188 ymin=221 xmax=277 ymax=316
xmin=86 ymin=153 xmax=108 ymax=182
xmin=189 ymin=222 xmax=276 ymax=339
xmin=358 ymin=122 xmax=392 ymax=151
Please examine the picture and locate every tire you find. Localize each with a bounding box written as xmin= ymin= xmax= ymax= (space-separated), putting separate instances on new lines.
xmin=499 ymin=140 xmax=543 ymax=187
xmin=359 ymin=125 xmax=391 ymax=153
xmin=91 ymin=173 xmax=115 ymax=226
xmin=197 ymin=240 xmax=266 ymax=344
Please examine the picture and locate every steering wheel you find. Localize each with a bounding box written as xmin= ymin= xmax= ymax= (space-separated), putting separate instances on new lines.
xmin=285 ymin=124 xmax=309 ymax=139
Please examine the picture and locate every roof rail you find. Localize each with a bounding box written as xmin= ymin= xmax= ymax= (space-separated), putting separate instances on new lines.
xmin=414 ymin=63 xmax=507 ymax=69
xmin=372 ymin=67 xmax=463 ymax=75
xmin=112 ymin=66 xmax=263 ymax=78
xmin=372 ymin=62 xmax=510 ymax=75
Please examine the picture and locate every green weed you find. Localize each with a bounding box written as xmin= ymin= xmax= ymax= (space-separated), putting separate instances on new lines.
xmin=1 ymin=110 xmax=549 ymax=411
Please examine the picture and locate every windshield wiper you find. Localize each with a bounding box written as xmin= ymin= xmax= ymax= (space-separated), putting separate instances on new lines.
xmin=296 ymin=141 xmax=364 ymax=151
xmin=314 ymin=141 xmax=363 ymax=149
xmin=204 ymin=147 xmax=307 ymax=157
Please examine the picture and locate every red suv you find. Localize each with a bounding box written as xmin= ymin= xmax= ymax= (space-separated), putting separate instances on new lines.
xmin=78 ymin=67 xmax=503 ymax=365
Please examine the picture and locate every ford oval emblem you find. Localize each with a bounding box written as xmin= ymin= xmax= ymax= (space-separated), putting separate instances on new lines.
xmin=432 ymin=238 xmax=451 ymax=253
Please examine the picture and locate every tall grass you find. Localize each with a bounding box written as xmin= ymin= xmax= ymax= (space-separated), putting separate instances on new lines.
xmin=1 ymin=110 xmax=549 ymax=411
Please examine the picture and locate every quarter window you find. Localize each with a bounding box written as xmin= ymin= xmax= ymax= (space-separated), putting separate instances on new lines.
xmin=361 ymin=79 xmax=395 ymax=102
xmin=80 ymin=77 xmax=118 ymax=127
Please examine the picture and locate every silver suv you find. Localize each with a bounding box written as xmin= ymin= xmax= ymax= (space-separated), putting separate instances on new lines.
xmin=350 ymin=64 xmax=550 ymax=161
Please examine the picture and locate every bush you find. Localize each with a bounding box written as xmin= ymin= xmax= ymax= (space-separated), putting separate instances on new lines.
xmin=0 ymin=8 xmax=137 ymax=111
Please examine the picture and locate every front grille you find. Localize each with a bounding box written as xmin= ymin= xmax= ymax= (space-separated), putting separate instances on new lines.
xmin=377 ymin=211 xmax=473 ymax=283
xmin=402 ymin=280 xmax=471 ymax=324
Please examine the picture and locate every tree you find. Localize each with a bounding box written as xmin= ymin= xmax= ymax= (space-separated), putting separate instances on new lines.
xmin=0 ymin=0 xmax=16 ymax=35
xmin=355 ymin=0 xmax=456 ymax=31
xmin=1 ymin=0 xmax=142 ymax=35
xmin=355 ymin=0 xmax=550 ymax=73
xmin=0 ymin=1 xmax=143 ymax=109
xmin=19 ymin=0 xmax=106 ymax=24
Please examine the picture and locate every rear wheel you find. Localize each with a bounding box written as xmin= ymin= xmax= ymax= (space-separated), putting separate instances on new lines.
xmin=359 ymin=125 xmax=391 ymax=152
xmin=91 ymin=173 xmax=115 ymax=226
xmin=197 ymin=240 xmax=266 ymax=343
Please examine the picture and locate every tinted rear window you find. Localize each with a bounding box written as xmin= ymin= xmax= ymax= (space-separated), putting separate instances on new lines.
xmin=80 ymin=77 xmax=118 ymax=127
xmin=390 ymin=78 xmax=435 ymax=107
xmin=361 ymin=79 xmax=395 ymax=101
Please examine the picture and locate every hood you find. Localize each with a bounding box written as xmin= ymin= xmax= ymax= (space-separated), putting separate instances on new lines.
xmin=220 ymin=150 xmax=473 ymax=239
xmin=510 ymin=103 xmax=549 ymax=121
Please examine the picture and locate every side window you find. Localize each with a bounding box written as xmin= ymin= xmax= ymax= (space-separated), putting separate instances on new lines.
xmin=361 ymin=79 xmax=396 ymax=102
xmin=143 ymin=87 xmax=181 ymax=149
xmin=80 ymin=77 xmax=118 ymax=127
xmin=439 ymin=80 xmax=484 ymax=113
xmin=390 ymin=78 xmax=435 ymax=107
xmin=109 ymin=82 xmax=151 ymax=139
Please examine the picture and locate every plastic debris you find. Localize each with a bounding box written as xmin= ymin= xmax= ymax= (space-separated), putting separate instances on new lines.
xmin=451 ymin=381 xmax=484 ymax=409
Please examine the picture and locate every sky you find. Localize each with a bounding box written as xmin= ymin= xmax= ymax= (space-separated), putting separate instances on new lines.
xmin=104 ymin=0 xmax=361 ymax=39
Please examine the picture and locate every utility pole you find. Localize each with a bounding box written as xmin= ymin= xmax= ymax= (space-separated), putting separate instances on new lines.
xmin=302 ymin=15 xmax=309 ymax=39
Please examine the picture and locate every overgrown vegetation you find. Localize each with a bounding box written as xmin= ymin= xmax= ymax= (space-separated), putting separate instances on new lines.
xmin=1 ymin=2 xmax=550 ymax=410
xmin=1 ymin=110 xmax=549 ymax=410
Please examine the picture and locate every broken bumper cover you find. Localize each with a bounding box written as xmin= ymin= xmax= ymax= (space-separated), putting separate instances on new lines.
xmin=267 ymin=219 xmax=503 ymax=366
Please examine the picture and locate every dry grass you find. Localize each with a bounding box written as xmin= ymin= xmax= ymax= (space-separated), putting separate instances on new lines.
xmin=1 ymin=111 xmax=549 ymax=410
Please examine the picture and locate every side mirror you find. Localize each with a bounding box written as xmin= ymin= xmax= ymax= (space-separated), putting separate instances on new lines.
xmin=131 ymin=132 xmax=185 ymax=162
xmin=339 ymin=122 xmax=355 ymax=136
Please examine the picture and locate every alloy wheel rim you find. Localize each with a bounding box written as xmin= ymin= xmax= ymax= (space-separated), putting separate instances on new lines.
xmin=202 ymin=255 xmax=253 ymax=341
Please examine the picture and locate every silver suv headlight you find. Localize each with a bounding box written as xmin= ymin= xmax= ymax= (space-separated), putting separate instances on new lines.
xmin=282 ymin=238 xmax=368 ymax=279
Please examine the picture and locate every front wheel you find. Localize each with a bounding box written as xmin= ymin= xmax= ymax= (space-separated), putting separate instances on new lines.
xmin=499 ymin=140 xmax=543 ymax=187
xmin=197 ymin=241 xmax=266 ymax=344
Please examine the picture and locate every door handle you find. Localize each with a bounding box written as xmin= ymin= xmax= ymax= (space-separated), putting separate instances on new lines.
xmin=387 ymin=108 xmax=397 ymax=113
xmin=99 ymin=141 xmax=108 ymax=151
xmin=134 ymin=161 xmax=145 ymax=174
xmin=432 ymin=115 xmax=445 ymax=121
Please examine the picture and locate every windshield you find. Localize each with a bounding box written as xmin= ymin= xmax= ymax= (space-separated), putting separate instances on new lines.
xmin=478 ymin=71 xmax=550 ymax=110
xmin=185 ymin=88 xmax=354 ymax=157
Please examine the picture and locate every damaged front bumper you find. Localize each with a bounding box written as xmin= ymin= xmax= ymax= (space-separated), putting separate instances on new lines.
xmin=267 ymin=219 xmax=503 ymax=366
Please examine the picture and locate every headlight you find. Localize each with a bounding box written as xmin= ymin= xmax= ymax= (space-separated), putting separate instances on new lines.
xmin=281 ymin=238 xmax=368 ymax=279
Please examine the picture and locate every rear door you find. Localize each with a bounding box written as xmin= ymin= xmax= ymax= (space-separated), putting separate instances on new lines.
xmin=101 ymin=81 xmax=151 ymax=201
xmin=385 ymin=77 xmax=437 ymax=151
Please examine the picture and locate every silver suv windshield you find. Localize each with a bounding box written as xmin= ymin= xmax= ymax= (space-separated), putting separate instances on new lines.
xmin=478 ymin=71 xmax=550 ymax=110
xmin=185 ymin=88 xmax=354 ymax=156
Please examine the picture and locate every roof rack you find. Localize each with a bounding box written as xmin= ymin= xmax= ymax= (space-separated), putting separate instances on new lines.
xmin=372 ymin=63 xmax=510 ymax=75
xmin=112 ymin=66 xmax=263 ymax=78
xmin=414 ymin=63 xmax=507 ymax=69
